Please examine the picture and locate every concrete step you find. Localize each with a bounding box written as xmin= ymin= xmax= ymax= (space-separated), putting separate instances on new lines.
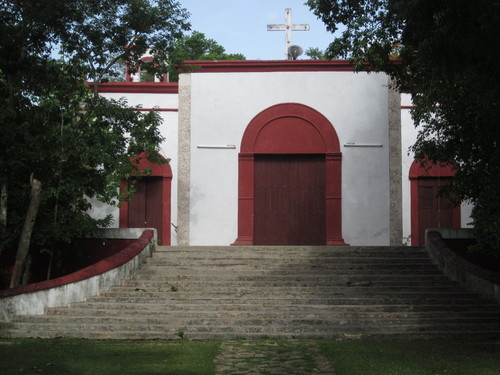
xmin=136 ymin=270 xmax=448 ymax=280
xmin=146 ymin=257 xmax=435 ymax=269
xmin=12 ymin=314 xmax=500 ymax=329
xmin=45 ymin=306 xmax=500 ymax=321
xmin=2 ymin=245 xmax=500 ymax=339
xmin=3 ymin=327 xmax=500 ymax=340
xmin=6 ymin=319 xmax=500 ymax=338
xmin=83 ymin=295 xmax=491 ymax=306
xmin=107 ymin=285 xmax=468 ymax=295
xmin=131 ymin=273 xmax=453 ymax=283
xmin=95 ymin=289 xmax=479 ymax=301
xmin=125 ymin=278 xmax=459 ymax=288
xmin=65 ymin=301 xmax=500 ymax=314
xmin=141 ymin=264 xmax=441 ymax=278
xmin=158 ymin=246 xmax=428 ymax=255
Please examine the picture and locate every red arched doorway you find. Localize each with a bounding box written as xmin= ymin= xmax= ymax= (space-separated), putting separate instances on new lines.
xmin=409 ymin=160 xmax=461 ymax=246
xmin=233 ymin=103 xmax=347 ymax=246
xmin=119 ymin=153 xmax=172 ymax=245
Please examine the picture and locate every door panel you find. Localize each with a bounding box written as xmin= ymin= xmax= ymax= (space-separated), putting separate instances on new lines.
xmin=128 ymin=177 xmax=163 ymax=244
xmin=128 ymin=179 xmax=147 ymax=228
xmin=417 ymin=179 xmax=454 ymax=244
xmin=254 ymin=155 xmax=325 ymax=245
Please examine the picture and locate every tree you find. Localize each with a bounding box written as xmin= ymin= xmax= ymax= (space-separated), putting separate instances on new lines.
xmin=0 ymin=0 xmax=190 ymax=287
xmin=167 ymin=31 xmax=245 ymax=82
xmin=307 ymin=0 xmax=500 ymax=253
xmin=305 ymin=47 xmax=328 ymax=60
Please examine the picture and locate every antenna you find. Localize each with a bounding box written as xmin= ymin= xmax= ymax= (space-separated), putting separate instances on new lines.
xmin=288 ymin=45 xmax=303 ymax=60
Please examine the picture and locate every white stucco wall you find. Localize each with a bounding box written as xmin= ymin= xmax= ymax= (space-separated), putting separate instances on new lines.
xmin=186 ymin=71 xmax=392 ymax=246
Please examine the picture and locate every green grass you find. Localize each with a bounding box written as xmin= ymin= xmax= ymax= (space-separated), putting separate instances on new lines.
xmin=1 ymin=338 xmax=500 ymax=375
xmin=0 ymin=338 xmax=220 ymax=375
xmin=318 ymin=339 xmax=500 ymax=375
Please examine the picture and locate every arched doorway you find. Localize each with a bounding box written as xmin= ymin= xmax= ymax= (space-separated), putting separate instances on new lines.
xmin=409 ymin=160 xmax=461 ymax=246
xmin=233 ymin=103 xmax=347 ymax=246
xmin=119 ymin=153 xmax=172 ymax=245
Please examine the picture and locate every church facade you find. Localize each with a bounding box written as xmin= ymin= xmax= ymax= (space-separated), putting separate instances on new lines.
xmin=93 ymin=60 xmax=472 ymax=247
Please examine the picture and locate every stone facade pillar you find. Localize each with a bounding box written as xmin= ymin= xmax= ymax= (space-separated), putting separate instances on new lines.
xmin=177 ymin=74 xmax=191 ymax=245
xmin=388 ymin=78 xmax=403 ymax=246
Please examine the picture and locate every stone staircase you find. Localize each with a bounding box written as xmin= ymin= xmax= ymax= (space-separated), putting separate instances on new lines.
xmin=2 ymin=246 xmax=500 ymax=339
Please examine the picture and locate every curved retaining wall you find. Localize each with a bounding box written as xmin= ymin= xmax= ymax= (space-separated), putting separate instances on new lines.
xmin=0 ymin=229 xmax=156 ymax=322
xmin=426 ymin=228 xmax=500 ymax=303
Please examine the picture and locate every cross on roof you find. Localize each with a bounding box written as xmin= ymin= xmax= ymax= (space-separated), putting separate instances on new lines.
xmin=267 ymin=8 xmax=310 ymax=60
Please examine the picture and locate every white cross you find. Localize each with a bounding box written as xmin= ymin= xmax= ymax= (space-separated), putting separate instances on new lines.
xmin=267 ymin=8 xmax=310 ymax=59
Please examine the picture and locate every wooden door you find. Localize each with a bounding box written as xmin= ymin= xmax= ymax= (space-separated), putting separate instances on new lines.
xmin=128 ymin=177 xmax=164 ymax=244
xmin=417 ymin=179 xmax=455 ymax=244
xmin=254 ymin=155 xmax=326 ymax=245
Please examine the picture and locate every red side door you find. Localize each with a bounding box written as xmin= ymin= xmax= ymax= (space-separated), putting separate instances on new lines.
xmin=128 ymin=177 xmax=164 ymax=244
xmin=417 ymin=178 xmax=455 ymax=244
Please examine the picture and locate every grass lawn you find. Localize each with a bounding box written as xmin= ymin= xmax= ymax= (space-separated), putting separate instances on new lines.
xmin=0 ymin=338 xmax=221 ymax=375
xmin=318 ymin=338 xmax=500 ymax=375
xmin=0 ymin=338 xmax=499 ymax=374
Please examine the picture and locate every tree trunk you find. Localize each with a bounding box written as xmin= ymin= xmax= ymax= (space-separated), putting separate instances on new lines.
xmin=0 ymin=178 xmax=7 ymax=256
xmin=9 ymin=175 xmax=42 ymax=288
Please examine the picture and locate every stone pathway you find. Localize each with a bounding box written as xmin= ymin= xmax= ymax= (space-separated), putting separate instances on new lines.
xmin=214 ymin=340 xmax=335 ymax=374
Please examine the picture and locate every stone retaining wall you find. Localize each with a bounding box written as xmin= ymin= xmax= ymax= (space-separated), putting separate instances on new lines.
xmin=0 ymin=228 xmax=156 ymax=322
xmin=426 ymin=228 xmax=500 ymax=303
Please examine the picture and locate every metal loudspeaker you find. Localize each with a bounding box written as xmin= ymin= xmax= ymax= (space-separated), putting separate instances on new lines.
xmin=288 ymin=45 xmax=303 ymax=60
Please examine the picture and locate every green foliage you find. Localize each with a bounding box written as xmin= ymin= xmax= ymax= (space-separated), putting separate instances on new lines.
xmin=305 ymin=47 xmax=328 ymax=60
xmin=167 ymin=31 xmax=246 ymax=81
xmin=0 ymin=0 xmax=190 ymax=280
xmin=307 ymin=0 xmax=500 ymax=253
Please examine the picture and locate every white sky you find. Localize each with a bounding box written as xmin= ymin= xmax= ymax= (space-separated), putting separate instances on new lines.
xmin=178 ymin=0 xmax=337 ymax=60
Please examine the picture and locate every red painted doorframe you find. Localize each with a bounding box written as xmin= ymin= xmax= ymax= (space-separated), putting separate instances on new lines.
xmin=409 ymin=160 xmax=461 ymax=246
xmin=233 ymin=103 xmax=347 ymax=246
xmin=119 ymin=152 xmax=172 ymax=245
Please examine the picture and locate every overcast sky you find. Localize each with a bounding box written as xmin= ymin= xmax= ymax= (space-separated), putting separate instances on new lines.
xmin=178 ymin=0 xmax=337 ymax=60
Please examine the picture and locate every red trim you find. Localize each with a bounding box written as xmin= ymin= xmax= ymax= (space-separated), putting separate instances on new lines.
xmin=0 ymin=230 xmax=154 ymax=298
xmin=233 ymin=103 xmax=347 ymax=246
xmin=409 ymin=160 xmax=461 ymax=246
xmin=409 ymin=160 xmax=456 ymax=179
xmin=119 ymin=153 xmax=172 ymax=246
xmin=134 ymin=108 xmax=178 ymax=112
xmin=181 ymin=59 xmax=357 ymax=73
xmin=92 ymin=82 xmax=178 ymax=94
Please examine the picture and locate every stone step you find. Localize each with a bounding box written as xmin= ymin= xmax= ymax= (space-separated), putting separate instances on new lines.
xmin=4 ymin=327 xmax=500 ymax=340
xmin=125 ymin=278 xmax=459 ymax=288
xmin=151 ymin=249 xmax=431 ymax=257
xmin=3 ymin=245 xmax=500 ymax=340
xmin=12 ymin=314 xmax=500 ymax=329
xmin=97 ymin=287 xmax=476 ymax=299
xmin=136 ymin=270 xmax=447 ymax=280
xmin=5 ymin=320 xmax=500 ymax=338
xmin=132 ymin=273 xmax=452 ymax=283
xmin=158 ymin=246 xmax=427 ymax=254
xmin=154 ymin=254 xmax=432 ymax=262
xmin=147 ymin=258 xmax=435 ymax=267
xmin=66 ymin=301 xmax=500 ymax=314
xmin=45 ymin=306 xmax=500 ymax=321
xmin=109 ymin=285 xmax=467 ymax=294
xmin=139 ymin=264 xmax=442 ymax=274
xmin=83 ymin=295 xmax=489 ymax=306
xmin=144 ymin=257 xmax=436 ymax=270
